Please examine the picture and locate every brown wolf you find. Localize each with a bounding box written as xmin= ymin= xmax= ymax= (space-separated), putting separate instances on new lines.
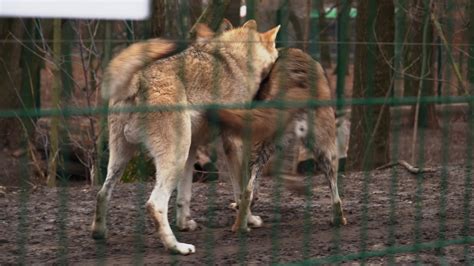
xmin=216 ymin=48 xmax=347 ymax=232
xmin=91 ymin=20 xmax=280 ymax=255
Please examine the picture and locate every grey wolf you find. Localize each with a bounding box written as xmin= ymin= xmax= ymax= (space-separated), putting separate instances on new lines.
xmin=91 ymin=20 xmax=280 ymax=255
xmin=216 ymin=48 xmax=347 ymax=232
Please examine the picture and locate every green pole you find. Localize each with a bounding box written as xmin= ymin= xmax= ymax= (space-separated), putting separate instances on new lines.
xmin=335 ymin=0 xmax=351 ymax=111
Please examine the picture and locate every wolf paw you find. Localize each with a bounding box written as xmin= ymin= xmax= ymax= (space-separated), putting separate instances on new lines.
xmin=331 ymin=216 xmax=347 ymax=227
xmin=232 ymin=222 xmax=251 ymax=233
xmin=169 ymin=242 xmax=196 ymax=255
xmin=248 ymin=215 xmax=263 ymax=228
xmin=91 ymin=225 xmax=107 ymax=240
xmin=177 ymin=219 xmax=198 ymax=231
xmin=229 ymin=202 xmax=239 ymax=210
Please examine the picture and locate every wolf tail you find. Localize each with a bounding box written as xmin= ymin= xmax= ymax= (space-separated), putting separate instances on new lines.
xmin=216 ymin=89 xmax=310 ymax=140
xmin=101 ymin=39 xmax=176 ymax=101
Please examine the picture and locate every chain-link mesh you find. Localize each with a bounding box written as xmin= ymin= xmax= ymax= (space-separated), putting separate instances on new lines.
xmin=1 ymin=0 xmax=473 ymax=264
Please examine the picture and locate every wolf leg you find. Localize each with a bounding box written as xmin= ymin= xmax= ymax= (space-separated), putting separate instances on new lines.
xmin=176 ymin=148 xmax=198 ymax=231
xmin=222 ymin=136 xmax=242 ymax=207
xmin=303 ymin=107 xmax=347 ymax=226
xmin=223 ymin=136 xmax=264 ymax=229
xmin=232 ymin=142 xmax=273 ymax=232
xmin=308 ymin=110 xmax=347 ymax=226
xmin=232 ymin=168 xmax=255 ymax=233
xmin=91 ymin=121 xmax=136 ymax=239
xmin=317 ymin=149 xmax=347 ymax=226
xmin=145 ymin=111 xmax=195 ymax=255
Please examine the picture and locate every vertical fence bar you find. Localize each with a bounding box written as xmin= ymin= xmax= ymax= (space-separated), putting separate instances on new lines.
xmin=96 ymin=21 xmax=112 ymax=186
xmin=308 ymin=0 xmax=320 ymax=60
xmin=204 ymin=33 xmax=224 ymax=266
xmin=358 ymin=1 xmax=377 ymax=263
xmin=301 ymin=55 xmax=318 ymax=261
xmin=444 ymin=0 xmax=454 ymax=95
xmin=465 ymin=1 xmax=474 ymax=263
xmin=387 ymin=107 xmax=402 ymax=265
xmin=335 ymin=1 xmax=351 ymax=199
xmin=47 ymin=19 xmax=62 ymax=187
xmin=94 ymin=20 xmax=112 ymax=265
xmin=394 ymin=0 xmax=406 ymax=97
xmin=335 ymin=0 xmax=351 ymax=112
xmin=270 ymin=2 xmax=289 ymax=263
xmin=437 ymin=36 xmax=443 ymax=96
xmin=387 ymin=3 xmax=406 ymax=264
xmin=276 ymin=0 xmax=289 ymax=48
xmin=437 ymin=97 xmax=451 ymax=265
xmin=125 ymin=20 xmax=135 ymax=43
xmin=132 ymin=148 xmax=148 ymax=265
xmin=246 ymin=0 xmax=256 ymax=20
xmin=413 ymin=1 xmax=432 ymax=263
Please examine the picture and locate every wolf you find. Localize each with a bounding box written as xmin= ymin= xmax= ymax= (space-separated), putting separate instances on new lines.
xmin=216 ymin=48 xmax=347 ymax=232
xmin=91 ymin=20 xmax=280 ymax=255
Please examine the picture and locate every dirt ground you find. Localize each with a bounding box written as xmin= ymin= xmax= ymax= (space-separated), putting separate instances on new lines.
xmin=1 ymin=159 xmax=473 ymax=264
xmin=1 ymin=63 xmax=473 ymax=264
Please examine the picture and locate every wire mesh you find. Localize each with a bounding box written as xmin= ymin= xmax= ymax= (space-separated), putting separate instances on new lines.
xmin=1 ymin=0 xmax=473 ymax=264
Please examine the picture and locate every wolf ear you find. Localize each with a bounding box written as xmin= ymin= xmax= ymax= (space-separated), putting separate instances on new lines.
xmin=262 ymin=25 xmax=280 ymax=43
xmin=217 ymin=18 xmax=234 ymax=33
xmin=242 ymin=19 xmax=257 ymax=30
xmin=195 ymin=23 xmax=215 ymax=43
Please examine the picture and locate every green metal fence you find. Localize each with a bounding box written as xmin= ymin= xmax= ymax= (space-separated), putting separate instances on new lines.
xmin=1 ymin=0 xmax=473 ymax=264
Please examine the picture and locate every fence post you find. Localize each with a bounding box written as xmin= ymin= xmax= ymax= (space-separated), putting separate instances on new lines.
xmin=47 ymin=18 xmax=62 ymax=187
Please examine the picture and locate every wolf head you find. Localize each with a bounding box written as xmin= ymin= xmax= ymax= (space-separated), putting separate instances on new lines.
xmin=219 ymin=20 xmax=280 ymax=72
xmin=196 ymin=20 xmax=280 ymax=91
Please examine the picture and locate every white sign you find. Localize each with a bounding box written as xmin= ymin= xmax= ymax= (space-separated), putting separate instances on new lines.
xmin=0 ymin=0 xmax=150 ymax=20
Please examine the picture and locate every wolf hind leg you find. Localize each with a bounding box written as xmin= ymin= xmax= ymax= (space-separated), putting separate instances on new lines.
xmin=306 ymin=131 xmax=347 ymax=226
xmin=145 ymin=111 xmax=195 ymax=255
xmin=222 ymin=136 xmax=264 ymax=229
xmin=91 ymin=124 xmax=136 ymax=239
xmin=176 ymin=148 xmax=198 ymax=232
xmin=303 ymin=108 xmax=347 ymax=226
xmin=232 ymin=142 xmax=273 ymax=233
xmin=222 ymin=136 xmax=243 ymax=208
xmin=315 ymin=148 xmax=347 ymax=226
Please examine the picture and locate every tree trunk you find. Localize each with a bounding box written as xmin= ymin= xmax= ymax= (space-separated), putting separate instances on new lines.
xmin=335 ymin=0 xmax=352 ymax=113
xmin=346 ymin=0 xmax=394 ymax=171
xmin=223 ymin=0 xmax=240 ymax=26
xmin=0 ymin=19 xmax=26 ymax=150
xmin=151 ymin=0 xmax=189 ymax=38
xmin=20 ymin=19 xmax=43 ymax=139
xmin=318 ymin=0 xmax=332 ymax=68
xmin=47 ymin=19 xmax=63 ymax=187
xmin=468 ymin=0 xmax=474 ymax=95
xmin=404 ymin=0 xmax=438 ymax=128
xmin=394 ymin=0 xmax=407 ymax=97
xmin=334 ymin=0 xmax=352 ymax=75
xmin=188 ymin=0 xmax=232 ymax=39
xmin=190 ymin=0 xmax=204 ymax=26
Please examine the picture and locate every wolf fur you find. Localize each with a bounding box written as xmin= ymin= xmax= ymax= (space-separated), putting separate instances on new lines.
xmin=216 ymin=48 xmax=347 ymax=232
xmin=91 ymin=20 xmax=280 ymax=255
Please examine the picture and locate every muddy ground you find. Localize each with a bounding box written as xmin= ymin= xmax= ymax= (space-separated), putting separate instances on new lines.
xmin=1 ymin=88 xmax=473 ymax=264
xmin=1 ymin=160 xmax=473 ymax=264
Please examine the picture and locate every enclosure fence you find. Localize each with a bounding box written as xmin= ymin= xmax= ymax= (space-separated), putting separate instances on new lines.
xmin=2 ymin=1 xmax=474 ymax=264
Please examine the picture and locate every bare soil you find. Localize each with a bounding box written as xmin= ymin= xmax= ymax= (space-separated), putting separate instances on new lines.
xmin=1 ymin=160 xmax=473 ymax=264
xmin=1 ymin=64 xmax=473 ymax=264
